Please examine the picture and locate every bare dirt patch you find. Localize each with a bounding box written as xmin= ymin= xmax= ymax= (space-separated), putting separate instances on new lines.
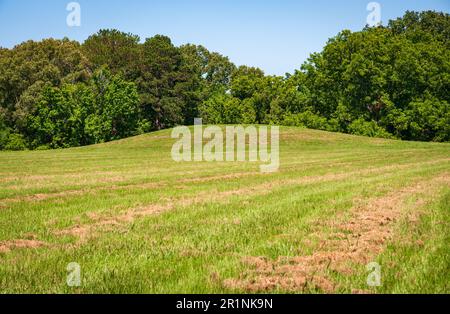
xmin=0 ymin=171 xmax=262 ymax=206
xmin=52 ymin=164 xmax=448 ymax=246
xmin=0 ymin=182 xmax=165 ymax=206
xmin=54 ymin=203 xmax=173 ymax=241
xmin=2 ymin=159 xmax=445 ymax=256
xmin=48 ymin=164 xmax=392 ymax=247
xmin=223 ymin=173 xmax=449 ymax=293
xmin=2 ymin=158 xmax=447 ymax=207
xmin=0 ymin=239 xmax=48 ymax=253
xmin=179 ymin=172 xmax=262 ymax=184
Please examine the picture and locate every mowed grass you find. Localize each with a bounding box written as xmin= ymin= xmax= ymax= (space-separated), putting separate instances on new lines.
xmin=0 ymin=126 xmax=449 ymax=293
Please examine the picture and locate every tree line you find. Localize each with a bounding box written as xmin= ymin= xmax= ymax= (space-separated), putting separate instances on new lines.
xmin=0 ymin=10 xmax=448 ymax=150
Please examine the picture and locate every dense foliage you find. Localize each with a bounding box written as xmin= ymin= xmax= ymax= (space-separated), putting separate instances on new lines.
xmin=0 ymin=11 xmax=448 ymax=150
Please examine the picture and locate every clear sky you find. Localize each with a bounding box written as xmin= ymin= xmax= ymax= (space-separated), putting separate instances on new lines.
xmin=0 ymin=0 xmax=449 ymax=75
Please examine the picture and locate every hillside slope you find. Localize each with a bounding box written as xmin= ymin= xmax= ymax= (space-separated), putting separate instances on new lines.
xmin=0 ymin=127 xmax=449 ymax=293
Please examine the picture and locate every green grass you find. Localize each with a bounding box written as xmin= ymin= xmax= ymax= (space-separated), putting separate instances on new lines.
xmin=0 ymin=126 xmax=449 ymax=293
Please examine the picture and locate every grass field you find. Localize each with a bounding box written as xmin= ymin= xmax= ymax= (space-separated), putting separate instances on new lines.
xmin=0 ymin=126 xmax=449 ymax=293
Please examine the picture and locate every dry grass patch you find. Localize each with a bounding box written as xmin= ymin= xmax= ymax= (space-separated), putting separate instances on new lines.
xmin=223 ymin=173 xmax=449 ymax=293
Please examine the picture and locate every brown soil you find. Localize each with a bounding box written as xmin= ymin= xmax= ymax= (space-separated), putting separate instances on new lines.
xmin=53 ymin=166 xmax=447 ymax=244
xmin=1 ymin=158 xmax=447 ymax=207
xmin=223 ymin=173 xmax=449 ymax=293
xmin=51 ymin=170 xmax=346 ymax=242
xmin=0 ymin=239 xmax=47 ymax=253
xmin=2 ymin=159 xmax=448 ymax=259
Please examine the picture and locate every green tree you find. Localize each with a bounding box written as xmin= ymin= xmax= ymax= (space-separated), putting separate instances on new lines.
xmin=83 ymin=29 xmax=140 ymax=79
xmin=298 ymin=11 xmax=449 ymax=141
xmin=137 ymin=35 xmax=192 ymax=129
xmin=85 ymin=69 xmax=140 ymax=143
xmin=0 ymin=38 xmax=90 ymax=132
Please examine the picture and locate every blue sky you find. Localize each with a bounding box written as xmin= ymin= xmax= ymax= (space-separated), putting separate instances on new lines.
xmin=0 ymin=0 xmax=449 ymax=75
